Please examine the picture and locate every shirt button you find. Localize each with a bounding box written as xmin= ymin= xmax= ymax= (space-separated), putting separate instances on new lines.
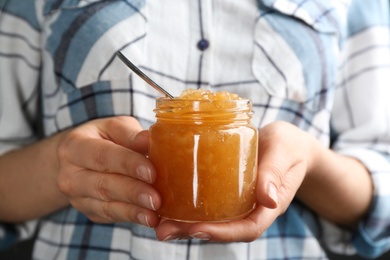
xmin=197 ymin=39 xmax=209 ymax=51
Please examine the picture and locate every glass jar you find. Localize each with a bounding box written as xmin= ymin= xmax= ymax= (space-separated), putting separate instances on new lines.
xmin=149 ymin=97 xmax=258 ymax=222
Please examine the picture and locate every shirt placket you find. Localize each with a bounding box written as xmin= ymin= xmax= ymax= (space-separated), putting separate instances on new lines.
xmin=187 ymin=0 xmax=213 ymax=89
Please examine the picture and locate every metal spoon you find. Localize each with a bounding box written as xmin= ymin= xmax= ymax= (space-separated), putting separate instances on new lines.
xmin=116 ymin=51 xmax=174 ymax=99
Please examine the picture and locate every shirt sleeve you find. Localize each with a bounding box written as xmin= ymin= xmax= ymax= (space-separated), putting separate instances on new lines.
xmin=0 ymin=0 xmax=43 ymax=154
xmin=330 ymin=0 xmax=390 ymax=258
xmin=0 ymin=0 xmax=42 ymax=250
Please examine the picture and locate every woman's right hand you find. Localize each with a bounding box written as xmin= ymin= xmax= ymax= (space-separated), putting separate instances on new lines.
xmin=56 ymin=116 xmax=161 ymax=227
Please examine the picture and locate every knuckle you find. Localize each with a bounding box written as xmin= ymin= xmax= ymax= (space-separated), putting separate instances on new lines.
xmin=239 ymin=222 xmax=262 ymax=242
xmin=102 ymin=201 xmax=115 ymax=221
xmin=96 ymin=174 xmax=111 ymax=201
xmin=105 ymin=116 xmax=139 ymax=130
xmin=105 ymin=117 xmax=122 ymax=129
xmin=249 ymin=228 xmax=262 ymax=241
xmin=267 ymin=164 xmax=284 ymax=186
xmin=240 ymin=219 xmax=265 ymax=242
xmin=92 ymin=144 xmax=109 ymax=172
xmin=57 ymin=172 xmax=73 ymax=195
xmin=222 ymin=222 xmax=257 ymax=243
xmin=241 ymin=228 xmax=262 ymax=243
xmin=243 ymin=234 xmax=258 ymax=243
xmin=121 ymin=157 xmax=134 ymax=177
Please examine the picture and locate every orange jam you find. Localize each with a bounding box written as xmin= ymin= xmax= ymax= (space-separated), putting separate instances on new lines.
xmin=149 ymin=89 xmax=258 ymax=222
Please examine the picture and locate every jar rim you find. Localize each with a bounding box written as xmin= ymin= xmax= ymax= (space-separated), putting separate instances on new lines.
xmin=156 ymin=97 xmax=251 ymax=102
xmin=155 ymin=97 xmax=252 ymax=112
xmin=155 ymin=97 xmax=252 ymax=106
xmin=154 ymin=97 xmax=254 ymax=122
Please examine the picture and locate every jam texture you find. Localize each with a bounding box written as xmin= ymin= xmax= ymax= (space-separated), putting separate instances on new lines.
xmin=149 ymin=89 xmax=258 ymax=222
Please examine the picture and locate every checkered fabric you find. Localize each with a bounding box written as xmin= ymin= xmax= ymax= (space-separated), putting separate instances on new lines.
xmin=1 ymin=0 xmax=390 ymax=259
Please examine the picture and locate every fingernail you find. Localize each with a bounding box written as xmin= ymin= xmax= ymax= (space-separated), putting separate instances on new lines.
xmin=137 ymin=213 xmax=151 ymax=227
xmin=139 ymin=193 xmax=156 ymax=210
xmin=162 ymin=234 xmax=181 ymax=241
xmin=268 ymin=183 xmax=279 ymax=206
xmin=137 ymin=165 xmax=152 ymax=183
xmin=190 ymin=232 xmax=210 ymax=240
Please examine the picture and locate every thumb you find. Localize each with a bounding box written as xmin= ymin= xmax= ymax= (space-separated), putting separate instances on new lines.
xmin=257 ymin=164 xmax=282 ymax=209
xmin=127 ymin=130 xmax=150 ymax=155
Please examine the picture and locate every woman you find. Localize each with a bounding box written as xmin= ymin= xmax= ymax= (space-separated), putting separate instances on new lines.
xmin=1 ymin=0 xmax=390 ymax=259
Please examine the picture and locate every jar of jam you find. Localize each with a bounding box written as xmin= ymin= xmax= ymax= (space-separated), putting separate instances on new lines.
xmin=149 ymin=89 xmax=258 ymax=222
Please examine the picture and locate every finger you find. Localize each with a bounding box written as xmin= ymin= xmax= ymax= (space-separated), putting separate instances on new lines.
xmin=59 ymin=136 xmax=156 ymax=182
xmin=257 ymin=152 xmax=307 ymax=211
xmin=97 ymin=117 xmax=149 ymax=154
xmin=256 ymin=123 xmax=308 ymax=209
xmin=155 ymin=206 xmax=278 ymax=242
xmin=256 ymin=134 xmax=298 ymax=209
xmin=57 ymin=170 xmax=161 ymax=210
xmin=128 ymin=130 xmax=150 ymax=155
xmin=97 ymin=116 xmax=143 ymax=148
xmin=257 ymin=160 xmax=285 ymax=209
xmin=74 ymin=197 xmax=160 ymax=227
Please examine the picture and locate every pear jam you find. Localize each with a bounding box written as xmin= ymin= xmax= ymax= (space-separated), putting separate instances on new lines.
xmin=149 ymin=89 xmax=258 ymax=222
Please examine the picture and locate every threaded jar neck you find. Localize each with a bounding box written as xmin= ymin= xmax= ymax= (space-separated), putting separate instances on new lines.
xmin=154 ymin=97 xmax=254 ymax=123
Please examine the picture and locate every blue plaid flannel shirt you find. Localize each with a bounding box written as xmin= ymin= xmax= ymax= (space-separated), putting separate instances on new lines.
xmin=1 ymin=0 xmax=390 ymax=259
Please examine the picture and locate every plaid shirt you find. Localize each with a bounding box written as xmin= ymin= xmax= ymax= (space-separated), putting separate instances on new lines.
xmin=1 ymin=0 xmax=390 ymax=259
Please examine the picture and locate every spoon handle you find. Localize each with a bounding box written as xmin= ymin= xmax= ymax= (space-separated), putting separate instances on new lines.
xmin=116 ymin=51 xmax=174 ymax=99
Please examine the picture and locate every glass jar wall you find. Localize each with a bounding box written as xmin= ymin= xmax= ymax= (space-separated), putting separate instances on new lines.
xmin=149 ymin=97 xmax=258 ymax=222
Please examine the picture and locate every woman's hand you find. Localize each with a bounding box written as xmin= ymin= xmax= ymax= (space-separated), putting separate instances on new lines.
xmin=155 ymin=120 xmax=372 ymax=241
xmin=56 ymin=116 xmax=161 ymax=227
xmin=154 ymin=121 xmax=317 ymax=241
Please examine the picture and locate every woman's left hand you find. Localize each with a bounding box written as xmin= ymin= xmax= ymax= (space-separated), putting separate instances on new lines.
xmin=154 ymin=121 xmax=318 ymax=242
